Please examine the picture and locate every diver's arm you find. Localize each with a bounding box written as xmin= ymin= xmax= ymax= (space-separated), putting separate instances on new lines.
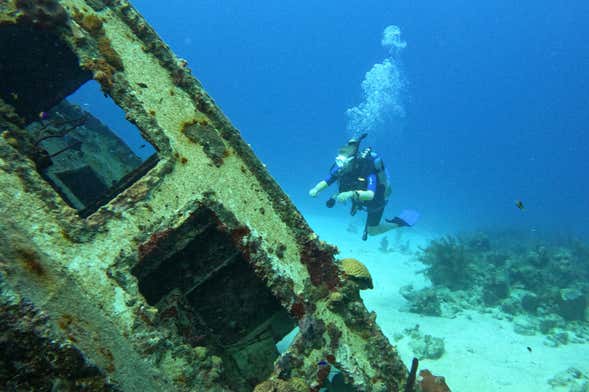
xmin=335 ymin=189 xmax=374 ymax=203
xmin=309 ymin=180 xmax=329 ymax=197
xmin=335 ymin=171 xmax=376 ymax=202
xmin=354 ymin=173 xmax=377 ymax=201
xmin=355 ymin=190 xmax=374 ymax=201
xmin=335 ymin=172 xmax=376 ymax=202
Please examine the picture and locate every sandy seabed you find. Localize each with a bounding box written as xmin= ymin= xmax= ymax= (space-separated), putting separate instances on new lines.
xmin=304 ymin=212 xmax=589 ymax=392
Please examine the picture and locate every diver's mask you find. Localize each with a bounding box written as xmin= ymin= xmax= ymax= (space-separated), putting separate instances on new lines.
xmin=334 ymin=133 xmax=367 ymax=169
xmin=335 ymin=154 xmax=354 ymax=169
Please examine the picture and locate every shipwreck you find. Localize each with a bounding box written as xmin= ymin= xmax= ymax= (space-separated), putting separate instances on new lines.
xmin=0 ymin=1 xmax=410 ymax=390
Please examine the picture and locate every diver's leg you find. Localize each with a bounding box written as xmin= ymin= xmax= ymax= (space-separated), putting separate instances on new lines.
xmin=365 ymin=199 xmax=403 ymax=236
xmin=366 ymin=221 xmax=402 ymax=236
xmin=364 ymin=205 xmax=395 ymax=237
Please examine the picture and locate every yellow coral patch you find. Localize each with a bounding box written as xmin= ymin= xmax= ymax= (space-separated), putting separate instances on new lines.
xmin=339 ymin=258 xmax=373 ymax=289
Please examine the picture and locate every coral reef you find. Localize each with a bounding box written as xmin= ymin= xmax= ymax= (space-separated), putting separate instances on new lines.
xmin=548 ymin=367 xmax=589 ymax=391
xmin=379 ymin=231 xmax=412 ymax=254
xmin=418 ymin=236 xmax=473 ymax=290
xmin=405 ymin=231 xmax=589 ymax=345
xmin=399 ymin=286 xmax=442 ymax=316
xmin=397 ymin=325 xmax=445 ymax=361
xmin=379 ymin=236 xmax=392 ymax=253
xmin=409 ymin=334 xmax=445 ymax=361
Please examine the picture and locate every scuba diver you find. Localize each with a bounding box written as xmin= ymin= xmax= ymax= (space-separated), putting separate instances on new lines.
xmin=308 ymin=133 xmax=418 ymax=241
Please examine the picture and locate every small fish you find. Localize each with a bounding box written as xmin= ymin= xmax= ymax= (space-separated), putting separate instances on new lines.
xmin=317 ymin=360 xmax=328 ymax=366
xmin=139 ymin=144 xmax=146 ymax=148
xmin=38 ymin=111 xmax=48 ymax=120
xmin=515 ymin=200 xmax=525 ymax=210
xmin=137 ymin=82 xmax=148 ymax=88
xmin=527 ymin=346 xmax=532 ymax=352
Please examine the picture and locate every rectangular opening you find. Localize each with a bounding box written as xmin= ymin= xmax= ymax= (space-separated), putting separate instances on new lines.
xmin=27 ymin=81 xmax=158 ymax=216
xmin=131 ymin=207 xmax=295 ymax=387
xmin=0 ymin=24 xmax=159 ymax=217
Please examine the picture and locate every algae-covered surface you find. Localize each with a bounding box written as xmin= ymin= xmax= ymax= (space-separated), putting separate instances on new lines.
xmin=0 ymin=1 xmax=409 ymax=391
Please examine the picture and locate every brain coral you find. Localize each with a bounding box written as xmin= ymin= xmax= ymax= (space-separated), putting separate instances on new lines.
xmin=339 ymin=258 xmax=373 ymax=290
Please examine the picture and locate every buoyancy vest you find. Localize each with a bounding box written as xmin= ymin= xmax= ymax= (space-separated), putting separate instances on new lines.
xmin=337 ymin=147 xmax=391 ymax=200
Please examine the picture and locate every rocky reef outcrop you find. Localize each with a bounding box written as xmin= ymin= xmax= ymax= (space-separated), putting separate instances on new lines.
xmin=402 ymin=232 xmax=589 ymax=344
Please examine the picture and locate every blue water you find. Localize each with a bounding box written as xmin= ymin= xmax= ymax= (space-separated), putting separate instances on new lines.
xmin=129 ymin=0 xmax=589 ymax=239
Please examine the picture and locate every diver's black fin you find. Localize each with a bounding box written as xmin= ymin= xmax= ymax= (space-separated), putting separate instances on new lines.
xmin=386 ymin=209 xmax=420 ymax=227
xmin=385 ymin=216 xmax=409 ymax=227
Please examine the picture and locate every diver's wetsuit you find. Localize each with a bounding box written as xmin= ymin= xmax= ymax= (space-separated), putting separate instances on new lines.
xmin=325 ymin=155 xmax=388 ymax=227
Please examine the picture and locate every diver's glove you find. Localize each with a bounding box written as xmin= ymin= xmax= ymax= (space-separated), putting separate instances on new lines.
xmin=335 ymin=191 xmax=357 ymax=203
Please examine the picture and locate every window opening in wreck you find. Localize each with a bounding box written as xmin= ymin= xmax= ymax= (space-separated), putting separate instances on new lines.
xmin=131 ymin=207 xmax=295 ymax=387
xmin=276 ymin=326 xmax=298 ymax=353
xmin=26 ymin=81 xmax=158 ymax=217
